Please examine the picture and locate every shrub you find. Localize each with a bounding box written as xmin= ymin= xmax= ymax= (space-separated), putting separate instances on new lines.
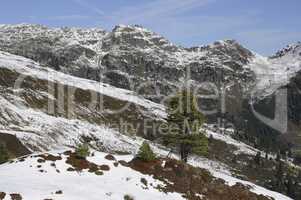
xmin=140 ymin=178 xmax=148 ymax=186
xmin=95 ymin=171 xmax=104 ymax=176
xmin=124 ymin=194 xmax=134 ymax=200
xmin=0 ymin=143 xmax=9 ymax=164
xmin=75 ymin=143 xmax=90 ymax=159
xmin=136 ymin=142 xmax=156 ymax=162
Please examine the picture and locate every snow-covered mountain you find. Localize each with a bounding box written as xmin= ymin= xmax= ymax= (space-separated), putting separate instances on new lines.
xmin=0 ymin=24 xmax=301 ymax=200
xmin=247 ymin=43 xmax=301 ymax=99
xmin=1 ymin=24 xmax=300 ymax=101
xmin=0 ymin=24 xmax=255 ymax=95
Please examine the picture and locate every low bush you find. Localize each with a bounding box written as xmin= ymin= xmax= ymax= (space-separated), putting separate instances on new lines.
xmin=124 ymin=194 xmax=134 ymax=200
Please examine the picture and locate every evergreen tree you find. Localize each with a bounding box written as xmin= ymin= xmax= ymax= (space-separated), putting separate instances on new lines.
xmin=254 ymin=152 xmax=261 ymax=165
xmin=136 ymin=142 xmax=156 ymax=162
xmin=208 ymin=134 xmax=214 ymax=143
xmin=0 ymin=143 xmax=9 ymax=164
xmin=285 ymin=174 xmax=295 ymax=198
xmin=288 ymin=149 xmax=293 ymax=158
xmin=232 ymin=155 xmax=237 ymax=164
xmin=275 ymin=161 xmax=284 ymax=191
xmin=75 ymin=143 xmax=90 ymax=159
xmin=287 ymin=142 xmax=293 ymax=158
xmin=163 ymin=89 xmax=208 ymax=162
xmin=276 ymin=152 xmax=281 ymax=162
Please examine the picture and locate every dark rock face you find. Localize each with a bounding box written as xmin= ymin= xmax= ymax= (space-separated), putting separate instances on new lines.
xmin=283 ymin=71 xmax=301 ymax=148
xmin=98 ymin=26 xmax=256 ymax=121
xmin=1 ymin=24 xmax=301 ymax=149
xmin=270 ymin=42 xmax=301 ymax=59
xmin=287 ymin=72 xmax=301 ymax=124
xmin=0 ymin=133 xmax=31 ymax=157
xmin=0 ymin=24 xmax=106 ymax=81
xmin=0 ymin=24 xmax=256 ymax=121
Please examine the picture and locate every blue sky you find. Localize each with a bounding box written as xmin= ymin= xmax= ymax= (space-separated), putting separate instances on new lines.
xmin=0 ymin=0 xmax=300 ymax=55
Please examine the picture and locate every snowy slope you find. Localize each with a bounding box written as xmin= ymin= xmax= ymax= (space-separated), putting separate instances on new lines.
xmin=0 ymin=50 xmax=166 ymax=152
xmin=0 ymin=51 xmax=166 ymax=118
xmin=0 ymin=151 xmax=184 ymax=200
xmin=0 ymin=94 xmax=137 ymax=152
xmin=0 ymin=137 xmax=293 ymax=200
xmin=189 ymin=156 xmax=293 ymax=200
xmin=0 ymin=104 xmax=292 ymax=200
xmin=203 ymin=125 xmax=259 ymax=155
xmin=246 ymin=43 xmax=301 ymax=99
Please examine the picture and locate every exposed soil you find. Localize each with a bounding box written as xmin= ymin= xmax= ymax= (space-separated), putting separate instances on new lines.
xmin=0 ymin=192 xmax=5 ymax=200
xmin=37 ymin=159 xmax=46 ymax=163
xmin=65 ymin=151 xmax=97 ymax=171
xmin=67 ymin=167 xmax=75 ymax=172
xmin=0 ymin=133 xmax=31 ymax=158
xmin=140 ymin=178 xmax=148 ymax=186
xmin=10 ymin=193 xmax=22 ymax=200
xmin=35 ymin=154 xmax=62 ymax=162
xmin=55 ymin=190 xmax=63 ymax=194
xmin=129 ymin=158 xmax=272 ymax=200
xmin=105 ymin=154 xmax=116 ymax=161
xmin=64 ymin=151 xmax=108 ymax=176
xmin=99 ymin=165 xmax=110 ymax=171
xmin=118 ymin=160 xmax=130 ymax=167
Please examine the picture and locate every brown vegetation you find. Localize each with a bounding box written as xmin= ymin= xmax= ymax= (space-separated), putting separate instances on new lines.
xmin=129 ymin=158 xmax=272 ymax=200
xmin=0 ymin=192 xmax=5 ymax=200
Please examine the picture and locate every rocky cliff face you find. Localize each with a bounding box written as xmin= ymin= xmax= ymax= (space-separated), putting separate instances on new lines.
xmin=0 ymin=24 xmax=106 ymax=80
xmin=234 ymin=42 xmax=301 ymax=151
xmin=0 ymin=24 xmax=301 ymax=149
xmin=0 ymin=24 xmax=256 ymax=119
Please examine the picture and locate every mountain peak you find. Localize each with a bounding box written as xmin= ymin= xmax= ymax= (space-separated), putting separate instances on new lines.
xmin=212 ymin=39 xmax=237 ymax=46
xmin=109 ymin=24 xmax=176 ymax=51
xmin=113 ymin=24 xmax=148 ymax=31
xmin=187 ymin=39 xmax=254 ymax=63
xmin=0 ymin=23 xmax=44 ymax=28
xmin=271 ymin=41 xmax=301 ymax=58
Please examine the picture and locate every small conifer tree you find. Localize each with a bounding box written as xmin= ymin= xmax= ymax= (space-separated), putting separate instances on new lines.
xmin=136 ymin=142 xmax=156 ymax=162
xmin=254 ymin=152 xmax=261 ymax=165
xmin=75 ymin=143 xmax=90 ymax=159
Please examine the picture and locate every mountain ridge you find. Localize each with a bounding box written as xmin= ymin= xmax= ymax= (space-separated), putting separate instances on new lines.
xmin=0 ymin=23 xmax=301 ymax=199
